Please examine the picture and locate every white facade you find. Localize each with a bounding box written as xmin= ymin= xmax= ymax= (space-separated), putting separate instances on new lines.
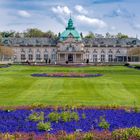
xmin=9 ymin=37 xmax=138 ymax=64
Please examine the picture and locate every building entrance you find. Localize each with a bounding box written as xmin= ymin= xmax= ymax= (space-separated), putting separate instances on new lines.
xmin=68 ymin=54 xmax=73 ymax=62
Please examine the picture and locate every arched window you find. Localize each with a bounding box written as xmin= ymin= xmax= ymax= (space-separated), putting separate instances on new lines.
xmin=21 ymin=49 xmax=26 ymax=60
xmin=86 ymin=49 xmax=89 ymax=59
xmin=93 ymin=49 xmax=97 ymax=62
xmin=28 ymin=49 xmax=33 ymax=60
xmin=44 ymin=49 xmax=48 ymax=60
xmin=101 ymin=54 xmax=105 ymax=62
xmin=108 ymin=54 xmax=113 ymax=62
xmin=36 ymin=49 xmax=41 ymax=60
xmin=93 ymin=54 xmax=97 ymax=62
xmin=51 ymin=49 xmax=56 ymax=60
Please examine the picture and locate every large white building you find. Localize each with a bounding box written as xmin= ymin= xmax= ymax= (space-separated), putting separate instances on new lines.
xmin=2 ymin=18 xmax=140 ymax=64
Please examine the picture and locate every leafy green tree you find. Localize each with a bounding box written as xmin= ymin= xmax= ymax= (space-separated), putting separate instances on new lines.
xmin=116 ymin=33 xmax=128 ymax=39
xmin=44 ymin=30 xmax=57 ymax=39
xmin=24 ymin=28 xmax=44 ymax=37
xmin=84 ymin=32 xmax=95 ymax=39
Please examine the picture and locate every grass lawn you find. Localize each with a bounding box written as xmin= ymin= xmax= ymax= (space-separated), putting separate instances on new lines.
xmin=0 ymin=65 xmax=140 ymax=106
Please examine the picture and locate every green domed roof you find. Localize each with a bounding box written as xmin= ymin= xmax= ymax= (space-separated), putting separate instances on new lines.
xmin=60 ymin=18 xmax=81 ymax=41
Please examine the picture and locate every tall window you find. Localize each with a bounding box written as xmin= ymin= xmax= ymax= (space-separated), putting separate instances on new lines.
xmin=86 ymin=49 xmax=89 ymax=60
xmin=21 ymin=54 xmax=26 ymax=60
xmin=21 ymin=49 xmax=26 ymax=60
xmin=36 ymin=49 xmax=41 ymax=60
xmin=101 ymin=55 xmax=105 ymax=62
xmin=28 ymin=49 xmax=33 ymax=60
xmin=51 ymin=49 xmax=56 ymax=60
xmin=28 ymin=54 xmax=33 ymax=60
xmin=44 ymin=50 xmax=48 ymax=60
xmin=93 ymin=55 xmax=97 ymax=62
xmin=36 ymin=54 xmax=41 ymax=60
xmin=108 ymin=54 xmax=113 ymax=62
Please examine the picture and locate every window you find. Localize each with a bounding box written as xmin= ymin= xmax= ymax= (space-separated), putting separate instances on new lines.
xmin=51 ymin=54 xmax=56 ymax=60
xmin=93 ymin=55 xmax=97 ymax=62
xmin=44 ymin=49 xmax=48 ymax=60
xmin=51 ymin=49 xmax=56 ymax=60
xmin=28 ymin=49 xmax=33 ymax=60
xmin=28 ymin=54 xmax=33 ymax=60
xmin=36 ymin=49 xmax=41 ymax=60
xmin=101 ymin=55 xmax=105 ymax=62
xmin=21 ymin=54 xmax=26 ymax=60
xmin=108 ymin=54 xmax=113 ymax=62
xmin=36 ymin=54 xmax=41 ymax=60
xmin=44 ymin=54 xmax=48 ymax=60
xmin=21 ymin=49 xmax=26 ymax=60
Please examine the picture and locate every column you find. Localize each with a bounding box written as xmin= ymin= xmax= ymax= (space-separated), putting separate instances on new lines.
xmin=105 ymin=54 xmax=108 ymax=62
xmin=75 ymin=54 xmax=76 ymax=63
xmin=81 ymin=54 xmax=83 ymax=63
xmin=97 ymin=54 xmax=100 ymax=62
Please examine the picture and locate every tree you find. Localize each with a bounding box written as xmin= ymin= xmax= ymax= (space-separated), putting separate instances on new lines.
xmin=44 ymin=30 xmax=57 ymax=39
xmin=116 ymin=33 xmax=128 ymax=39
xmin=84 ymin=32 xmax=95 ymax=39
xmin=24 ymin=28 xmax=44 ymax=37
xmin=23 ymin=28 xmax=58 ymax=39
xmin=128 ymin=47 xmax=140 ymax=56
xmin=0 ymin=46 xmax=14 ymax=61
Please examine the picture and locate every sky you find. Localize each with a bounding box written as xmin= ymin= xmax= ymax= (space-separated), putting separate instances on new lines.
xmin=0 ymin=0 xmax=140 ymax=37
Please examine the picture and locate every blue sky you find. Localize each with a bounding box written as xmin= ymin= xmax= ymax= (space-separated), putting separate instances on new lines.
xmin=0 ymin=0 xmax=140 ymax=37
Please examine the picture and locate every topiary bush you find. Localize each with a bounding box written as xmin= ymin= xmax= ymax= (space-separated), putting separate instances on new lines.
xmin=28 ymin=111 xmax=44 ymax=122
xmin=47 ymin=112 xmax=60 ymax=123
xmin=37 ymin=122 xmax=52 ymax=131
xmin=98 ymin=116 xmax=110 ymax=130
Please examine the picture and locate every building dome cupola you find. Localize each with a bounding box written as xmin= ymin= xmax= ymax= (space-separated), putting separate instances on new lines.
xmin=66 ymin=18 xmax=75 ymax=30
xmin=60 ymin=17 xmax=81 ymax=41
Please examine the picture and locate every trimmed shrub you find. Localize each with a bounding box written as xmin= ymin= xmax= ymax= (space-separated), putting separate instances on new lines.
xmin=37 ymin=122 xmax=52 ymax=131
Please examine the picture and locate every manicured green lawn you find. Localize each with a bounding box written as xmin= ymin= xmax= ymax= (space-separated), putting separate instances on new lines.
xmin=0 ymin=65 xmax=140 ymax=106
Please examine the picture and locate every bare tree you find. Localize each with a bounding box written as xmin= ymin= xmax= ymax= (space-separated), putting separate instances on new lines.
xmin=0 ymin=46 xmax=14 ymax=61
xmin=128 ymin=47 xmax=140 ymax=56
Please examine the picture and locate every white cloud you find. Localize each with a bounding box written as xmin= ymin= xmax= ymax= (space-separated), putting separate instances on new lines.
xmin=76 ymin=15 xmax=107 ymax=28
xmin=52 ymin=6 xmax=71 ymax=15
xmin=75 ymin=5 xmax=88 ymax=15
xmin=18 ymin=10 xmax=31 ymax=18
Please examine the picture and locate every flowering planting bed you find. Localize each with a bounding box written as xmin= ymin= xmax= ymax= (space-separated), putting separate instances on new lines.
xmin=0 ymin=107 xmax=140 ymax=134
xmin=31 ymin=72 xmax=103 ymax=78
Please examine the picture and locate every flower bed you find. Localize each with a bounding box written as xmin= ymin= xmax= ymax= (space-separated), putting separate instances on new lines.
xmin=0 ymin=108 xmax=140 ymax=134
xmin=31 ymin=72 xmax=103 ymax=78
